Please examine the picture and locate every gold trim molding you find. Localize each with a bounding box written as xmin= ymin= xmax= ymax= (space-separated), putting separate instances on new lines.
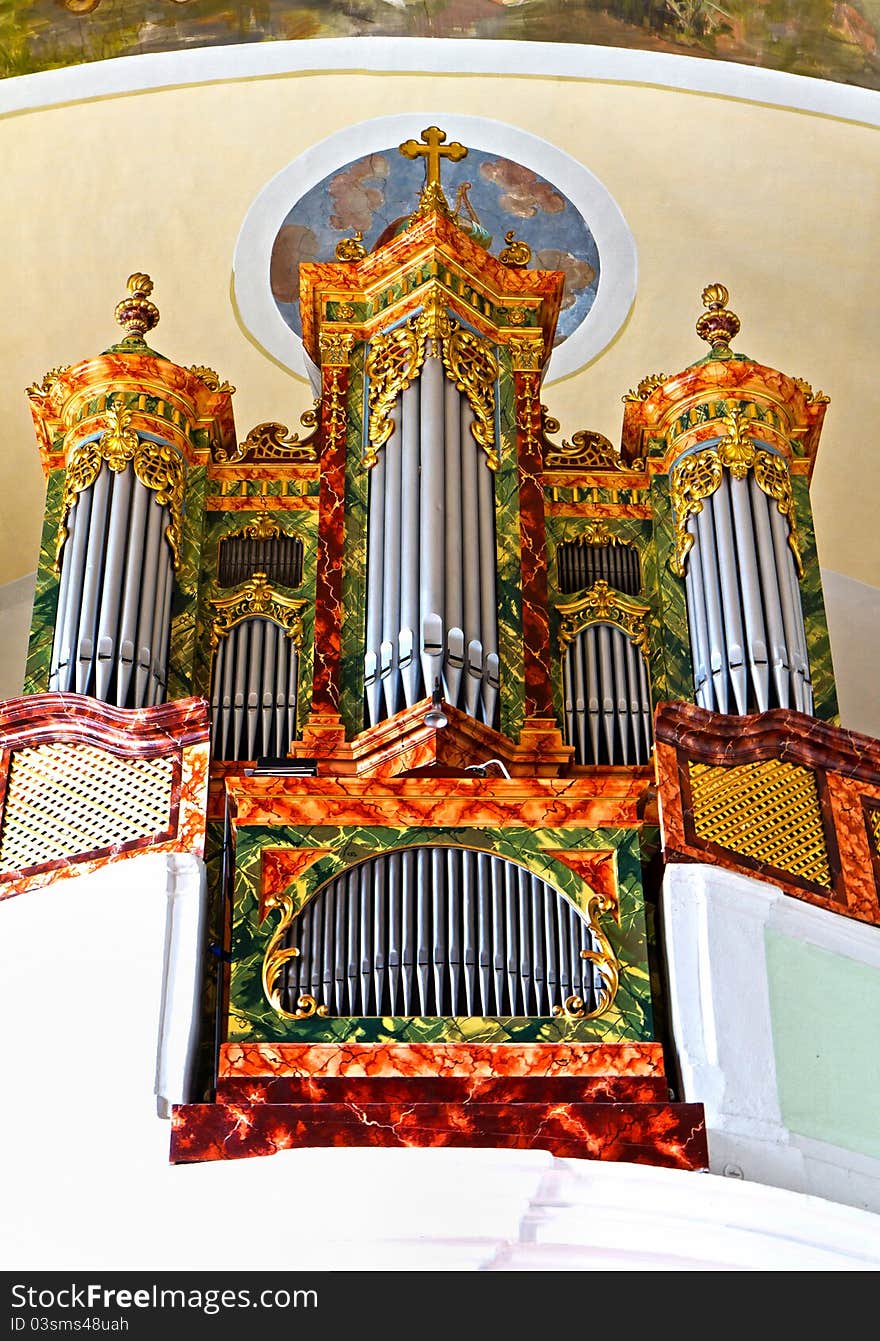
xmin=261 ymin=889 xmax=330 ymax=1020
xmin=670 ymin=409 xmax=803 ymax=577
xmin=556 ymin=579 xmax=651 ymax=658
xmin=209 ymin=572 xmax=306 ymax=650
xmin=57 ymin=398 xmax=185 ymax=569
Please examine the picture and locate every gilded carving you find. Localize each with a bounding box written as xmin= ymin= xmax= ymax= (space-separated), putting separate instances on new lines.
xmin=114 ymin=272 xmax=160 ymax=340
xmin=499 ymin=230 xmax=532 ymax=267
xmin=189 ymin=365 xmax=236 ymax=395
xmin=335 ymin=231 xmax=367 ymax=262
xmin=365 ymin=319 xmax=428 ymax=469
xmin=318 ymin=331 xmax=356 ymax=367
xmin=507 ymin=335 xmax=544 ymax=372
xmin=218 ymin=420 xmax=320 ymax=467
xmin=794 ymin=376 xmax=830 ymax=406
xmin=26 ymin=365 xmax=70 ymax=406
xmin=556 ymin=579 xmax=651 ymax=659
xmin=622 ymin=373 xmax=667 ymax=403
xmin=261 ymin=890 xmax=330 ymax=1020
xmin=753 ymin=450 xmax=804 ymax=577
xmin=57 ymin=398 xmax=185 ymax=569
xmin=230 ymin=516 xmax=284 ymax=541
xmin=441 ymin=325 xmax=499 ymax=469
xmin=209 ymin=572 xmax=306 ymax=650
xmin=551 ymin=889 xmax=619 ymax=1019
xmin=544 ymin=429 xmax=625 ymax=471
xmin=669 ymin=447 xmax=724 ymax=577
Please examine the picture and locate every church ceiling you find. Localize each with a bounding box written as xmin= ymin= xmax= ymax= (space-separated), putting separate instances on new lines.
xmin=2 ymin=1 xmax=879 ymax=92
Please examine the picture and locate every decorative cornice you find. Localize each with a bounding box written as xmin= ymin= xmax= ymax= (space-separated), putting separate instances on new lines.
xmin=209 ymin=572 xmax=306 ymax=650
xmin=556 ymin=579 xmax=651 ymax=657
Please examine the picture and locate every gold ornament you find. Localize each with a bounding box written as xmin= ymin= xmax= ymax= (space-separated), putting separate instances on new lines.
xmin=365 ymin=320 xmax=428 ymax=469
xmin=335 ymin=231 xmax=367 ymax=262
xmin=545 ymin=429 xmax=624 ymax=470
xmin=695 ymin=282 xmax=740 ymax=356
xmin=717 ymin=406 xmax=756 ymax=479
xmin=57 ymin=398 xmax=185 ymax=568
xmin=26 ymin=366 xmax=70 ymax=405
xmin=318 ymin=331 xmax=356 ymax=367
xmin=793 ymin=377 xmax=830 ymax=406
xmin=399 ymin=126 xmax=468 ymax=220
xmin=753 ymin=450 xmax=804 ymax=577
xmin=507 ymin=335 xmax=544 ymax=372
xmin=622 ymin=373 xmax=667 ymax=403
xmin=189 ymin=365 xmax=235 ymax=395
xmin=261 ymin=890 xmax=330 ymax=1020
xmin=441 ymin=325 xmax=499 ymax=469
xmin=669 ymin=448 xmax=724 ymax=577
xmin=209 ymin=572 xmax=305 ymax=650
xmin=499 ymin=230 xmax=532 ymax=267
xmin=550 ymin=888 xmax=620 ymax=1018
xmin=114 ymin=273 xmax=159 ymax=340
xmin=217 ymin=420 xmax=320 ymax=466
xmin=556 ymin=579 xmax=651 ymax=660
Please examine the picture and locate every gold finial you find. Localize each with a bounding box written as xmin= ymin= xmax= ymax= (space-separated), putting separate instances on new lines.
xmin=335 ymin=230 xmax=367 ymax=262
xmin=399 ymin=126 xmax=467 ymax=218
xmin=114 ymin=273 xmax=159 ymax=340
xmin=695 ymin=282 xmax=740 ymax=358
xmin=499 ymin=230 xmax=532 ymax=268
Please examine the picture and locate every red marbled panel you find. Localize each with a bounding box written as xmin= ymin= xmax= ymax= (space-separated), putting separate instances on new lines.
xmin=216 ymin=1075 xmax=667 ymax=1105
xmin=170 ymin=1100 xmax=708 ymax=1169
xmin=219 ymin=1040 xmax=665 ymax=1080
xmin=515 ymin=370 xmax=554 ymax=719
xmin=310 ymin=365 xmax=349 ymax=716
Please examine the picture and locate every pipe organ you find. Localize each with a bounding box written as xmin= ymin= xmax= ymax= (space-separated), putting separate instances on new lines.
xmin=21 ymin=126 xmax=836 ymax=1167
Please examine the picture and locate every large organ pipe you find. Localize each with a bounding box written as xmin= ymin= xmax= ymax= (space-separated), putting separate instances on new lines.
xmin=51 ymin=463 xmax=176 ymax=709
xmin=282 ymin=848 xmax=606 ymax=1018
xmin=363 ymin=337 xmax=499 ymax=729
xmin=681 ymin=457 xmax=810 ymax=715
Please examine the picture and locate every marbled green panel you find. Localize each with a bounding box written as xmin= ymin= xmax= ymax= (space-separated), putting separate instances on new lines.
xmin=791 ymin=473 xmax=838 ymax=723
xmin=167 ymin=462 xmax=205 ymax=702
xmin=24 ymin=467 xmax=64 ymax=696
xmin=194 ymin=508 xmax=317 ymax=736
xmin=340 ymin=344 xmax=369 ymax=737
xmin=543 ymin=514 xmax=654 ymax=729
xmin=228 ymin=820 xmax=653 ymax=1045
xmin=495 ymin=347 xmax=525 ymax=740
xmin=648 ymin=474 xmax=694 ymax=706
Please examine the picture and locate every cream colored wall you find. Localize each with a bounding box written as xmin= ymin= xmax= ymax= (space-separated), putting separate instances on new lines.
xmin=1 ymin=70 xmax=877 ymax=590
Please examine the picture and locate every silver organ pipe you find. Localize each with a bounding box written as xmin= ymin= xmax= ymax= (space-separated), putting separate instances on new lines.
xmin=557 ymin=539 xmax=641 ymax=597
xmin=50 ymin=462 xmax=175 ymax=709
xmin=681 ymin=458 xmax=811 ymax=715
xmin=209 ymin=617 xmax=299 ymax=760
xmin=563 ymin=623 xmax=652 ymax=766
xmin=282 ymin=847 xmax=603 ymax=1018
xmin=363 ymin=343 xmax=499 ymax=729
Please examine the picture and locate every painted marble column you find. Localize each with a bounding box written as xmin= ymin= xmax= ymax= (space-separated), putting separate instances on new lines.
xmin=511 ymin=340 xmax=554 ymax=721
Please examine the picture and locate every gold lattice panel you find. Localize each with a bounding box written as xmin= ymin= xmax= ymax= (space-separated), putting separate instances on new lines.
xmin=867 ymin=805 xmax=880 ymax=854
xmin=0 ymin=742 xmax=174 ymax=874
xmin=688 ymin=758 xmax=831 ymax=889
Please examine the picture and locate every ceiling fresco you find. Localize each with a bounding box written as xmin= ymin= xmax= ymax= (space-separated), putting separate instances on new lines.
xmin=270 ymin=145 xmax=600 ymax=348
xmin=2 ymin=1 xmax=878 ymax=91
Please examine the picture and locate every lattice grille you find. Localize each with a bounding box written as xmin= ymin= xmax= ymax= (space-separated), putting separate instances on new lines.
xmin=866 ymin=804 xmax=880 ymax=858
xmin=688 ymin=758 xmax=831 ymax=888
xmin=0 ymin=743 xmax=174 ymax=874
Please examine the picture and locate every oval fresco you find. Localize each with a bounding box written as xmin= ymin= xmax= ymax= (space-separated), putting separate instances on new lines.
xmin=269 ymin=145 xmax=601 ymax=350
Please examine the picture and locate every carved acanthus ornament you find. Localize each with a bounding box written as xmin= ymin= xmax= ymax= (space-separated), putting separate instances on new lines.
xmin=670 ymin=409 xmax=803 ymax=577
xmin=214 ymin=403 xmax=320 ymax=465
xmin=26 ymin=366 xmax=70 ymax=407
xmin=209 ymin=572 xmax=306 ymax=650
xmin=544 ymin=429 xmax=631 ymax=471
xmin=623 ymin=373 xmax=667 ymax=403
xmin=794 ymin=376 xmax=830 ymax=406
xmin=229 ymin=516 xmax=284 ymax=542
xmin=189 ymin=365 xmax=236 ymax=395
xmin=261 ymin=889 xmax=330 ymax=1020
xmin=365 ymin=300 xmax=498 ymax=469
xmin=57 ymin=398 xmax=185 ymax=569
xmin=507 ymin=335 xmax=544 ymax=372
xmin=551 ymin=889 xmax=620 ymax=1019
xmin=556 ymin=580 xmax=651 ymax=660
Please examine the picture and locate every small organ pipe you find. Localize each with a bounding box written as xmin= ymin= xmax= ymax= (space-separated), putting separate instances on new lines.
xmin=380 ymin=402 xmax=403 ymax=720
xmin=261 ymin=621 xmax=277 ymax=748
xmin=76 ymin=466 xmax=112 ymax=694
xmin=749 ymin=475 xmax=790 ymax=709
xmin=364 ymin=447 xmax=386 ymax=726
xmin=612 ymin=630 xmax=629 ymax=765
xmin=399 ymin=384 xmax=421 ymax=707
xmin=709 ymin=484 xmax=748 ymax=714
xmin=684 ymin=515 xmax=712 ymax=709
xmin=585 ymin=626 xmax=601 ymax=762
xmin=95 ymin=466 xmax=133 ymax=701
xmin=476 ymin=422 xmax=499 ymax=728
xmin=49 ymin=497 xmax=79 ymax=691
xmin=443 ymin=379 xmax=464 ymax=705
xmin=245 ymin=617 xmax=263 ymax=758
xmin=116 ymin=481 xmax=150 ymax=706
xmin=134 ymin=500 xmax=165 ymax=707
xmin=696 ymin=501 xmax=729 ymax=713
xmin=729 ymin=474 xmax=770 ymax=711
xmin=401 ymin=849 xmax=416 ymax=1015
xmin=419 ymin=352 xmax=446 ymax=697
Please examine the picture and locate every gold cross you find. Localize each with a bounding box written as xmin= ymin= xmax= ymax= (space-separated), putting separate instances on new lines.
xmin=399 ymin=126 xmax=467 ymax=196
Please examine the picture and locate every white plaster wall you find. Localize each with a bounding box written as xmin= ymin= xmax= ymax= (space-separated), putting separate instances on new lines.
xmin=662 ymin=862 xmax=880 ymax=1217
xmin=2 ymin=852 xmax=880 ymax=1270
xmin=0 ymin=570 xmax=35 ymax=699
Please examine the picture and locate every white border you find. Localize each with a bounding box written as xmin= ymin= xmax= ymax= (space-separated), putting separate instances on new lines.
xmin=1 ymin=38 xmax=879 ymax=125
xmin=232 ymin=113 xmax=638 ymax=383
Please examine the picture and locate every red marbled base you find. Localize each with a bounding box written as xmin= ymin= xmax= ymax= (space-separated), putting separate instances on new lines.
xmin=216 ymin=1074 xmax=667 ymax=1105
xmin=170 ymin=1099 xmax=707 ymax=1168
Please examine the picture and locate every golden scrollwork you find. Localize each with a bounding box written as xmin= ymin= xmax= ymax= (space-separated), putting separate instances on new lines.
xmin=793 ymin=376 xmax=831 ymax=406
xmin=551 ymin=888 xmax=620 ymax=1018
xmin=441 ymin=324 xmax=499 ymax=470
xmin=556 ymin=579 xmax=651 ymax=659
xmin=366 ymin=299 xmax=498 ymax=469
xmin=544 ymin=429 xmax=625 ymax=470
xmin=57 ymin=398 xmax=185 ymax=568
xmin=499 ymin=230 xmax=532 ymax=267
xmin=670 ymin=414 xmax=803 ymax=579
xmin=577 ymin=522 xmax=615 ymax=547
xmin=622 ymin=373 xmax=667 ymax=403
xmin=189 ymin=365 xmax=236 ymax=395
xmin=507 ymin=335 xmax=544 ymax=372
xmin=232 ymin=515 xmax=283 ymax=541
xmin=318 ymin=331 xmax=356 ymax=367
xmin=209 ymin=572 xmax=306 ymax=650
xmin=261 ymin=890 xmax=330 ymax=1019
xmin=365 ymin=319 xmax=428 ymax=469
xmin=540 ymin=404 xmax=561 ymax=439
xmin=335 ymin=230 xmax=367 ymax=262
xmin=753 ymin=450 xmax=804 ymax=577
xmin=669 ymin=447 xmax=724 ymax=577
xmin=26 ymin=365 xmax=70 ymax=405
xmin=217 ymin=420 xmax=320 ymax=467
